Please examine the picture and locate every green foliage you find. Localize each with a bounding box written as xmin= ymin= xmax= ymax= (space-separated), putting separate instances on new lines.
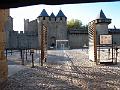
xmin=67 ymin=19 xmax=88 ymax=30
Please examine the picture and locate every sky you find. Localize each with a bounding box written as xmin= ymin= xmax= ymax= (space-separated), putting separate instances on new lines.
xmin=10 ymin=1 xmax=120 ymax=31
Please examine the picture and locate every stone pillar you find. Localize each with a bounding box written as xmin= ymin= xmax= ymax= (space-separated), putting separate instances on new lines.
xmin=0 ymin=9 xmax=9 ymax=88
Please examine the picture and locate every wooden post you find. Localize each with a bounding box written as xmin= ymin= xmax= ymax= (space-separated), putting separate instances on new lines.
xmin=0 ymin=9 xmax=9 ymax=88
xmin=6 ymin=49 xmax=7 ymax=59
xmin=39 ymin=49 xmax=40 ymax=65
xmin=22 ymin=50 xmax=24 ymax=65
xmin=108 ymin=48 xmax=110 ymax=60
xmin=98 ymin=44 xmax=100 ymax=63
xmin=112 ymin=44 xmax=113 ymax=63
xmin=41 ymin=28 xmax=43 ymax=66
xmin=93 ymin=21 xmax=98 ymax=64
xmin=116 ymin=48 xmax=118 ymax=64
xmin=30 ymin=49 xmax=34 ymax=68
xmin=31 ymin=53 xmax=34 ymax=68
xmin=20 ymin=49 xmax=22 ymax=59
xmin=41 ymin=24 xmax=47 ymax=66
xmin=26 ymin=49 xmax=27 ymax=60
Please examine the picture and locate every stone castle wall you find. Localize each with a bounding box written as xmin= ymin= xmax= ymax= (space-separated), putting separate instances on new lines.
xmin=6 ymin=31 xmax=39 ymax=49
xmin=37 ymin=16 xmax=68 ymax=49
xmin=69 ymin=33 xmax=88 ymax=49
xmin=5 ymin=10 xmax=120 ymax=50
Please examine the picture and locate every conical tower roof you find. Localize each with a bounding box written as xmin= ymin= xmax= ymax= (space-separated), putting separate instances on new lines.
xmin=39 ymin=9 xmax=49 ymax=17
xmin=56 ymin=10 xmax=66 ymax=17
xmin=96 ymin=9 xmax=107 ymax=19
xmin=50 ymin=12 xmax=55 ymax=18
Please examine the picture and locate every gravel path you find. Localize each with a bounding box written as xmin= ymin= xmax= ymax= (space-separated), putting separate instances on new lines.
xmin=3 ymin=50 xmax=120 ymax=90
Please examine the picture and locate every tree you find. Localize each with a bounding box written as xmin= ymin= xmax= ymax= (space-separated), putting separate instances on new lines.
xmin=67 ymin=19 xmax=88 ymax=30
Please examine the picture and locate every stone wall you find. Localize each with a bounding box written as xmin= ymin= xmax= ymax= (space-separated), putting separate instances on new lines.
xmin=8 ymin=31 xmax=18 ymax=49
xmin=28 ymin=19 xmax=38 ymax=32
xmin=7 ymin=31 xmax=39 ymax=49
xmin=37 ymin=16 xmax=67 ymax=49
xmin=6 ymin=12 xmax=120 ymax=50
xmin=24 ymin=19 xmax=29 ymax=32
xmin=112 ymin=34 xmax=120 ymax=45
xmin=69 ymin=33 xmax=88 ymax=49
xmin=4 ymin=16 xmax=13 ymax=49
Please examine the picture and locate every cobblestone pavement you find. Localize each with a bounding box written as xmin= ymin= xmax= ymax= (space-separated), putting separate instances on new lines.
xmin=3 ymin=49 xmax=120 ymax=90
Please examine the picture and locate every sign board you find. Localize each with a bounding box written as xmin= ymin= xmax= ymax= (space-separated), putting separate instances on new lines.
xmin=100 ymin=35 xmax=112 ymax=45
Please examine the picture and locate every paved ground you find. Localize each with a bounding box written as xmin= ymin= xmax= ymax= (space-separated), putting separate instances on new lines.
xmin=3 ymin=49 xmax=120 ymax=90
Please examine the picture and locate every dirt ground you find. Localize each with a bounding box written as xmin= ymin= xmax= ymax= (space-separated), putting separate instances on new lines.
xmin=3 ymin=49 xmax=120 ymax=90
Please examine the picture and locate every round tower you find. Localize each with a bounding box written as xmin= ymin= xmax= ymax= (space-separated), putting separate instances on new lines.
xmin=24 ymin=19 xmax=29 ymax=32
xmin=55 ymin=10 xmax=67 ymax=41
xmin=37 ymin=9 xmax=49 ymax=23
xmin=56 ymin=10 xmax=67 ymax=22
xmin=49 ymin=12 xmax=56 ymax=48
xmin=50 ymin=12 xmax=56 ymax=22
xmin=95 ymin=9 xmax=111 ymax=35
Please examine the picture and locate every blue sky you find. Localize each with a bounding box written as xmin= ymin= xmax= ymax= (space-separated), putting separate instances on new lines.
xmin=10 ymin=1 xmax=120 ymax=31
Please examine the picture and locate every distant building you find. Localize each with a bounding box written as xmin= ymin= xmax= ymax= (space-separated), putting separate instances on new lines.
xmin=4 ymin=9 xmax=120 ymax=50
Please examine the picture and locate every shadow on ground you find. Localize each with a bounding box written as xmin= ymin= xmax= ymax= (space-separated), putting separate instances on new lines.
xmin=3 ymin=50 xmax=120 ymax=90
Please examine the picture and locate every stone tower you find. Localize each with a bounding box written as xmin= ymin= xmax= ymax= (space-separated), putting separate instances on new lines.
xmin=49 ymin=10 xmax=67 ymax=48
xmin=56 ymin=10 xmax=67 ymax=40
xmin=88 ymin=10 xmax=111 ymax=62
xmin=37 ymin=9 xmax=67 ymax=49
xmin=24 ymin=19 xmax=29 ymax=32
xmin=95 ymin=9 xmax=111 ymax=44
xmin=48 ymin=12 xmax=56 ymax=47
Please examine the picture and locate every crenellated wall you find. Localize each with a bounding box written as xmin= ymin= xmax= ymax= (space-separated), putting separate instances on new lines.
xmin=6 ymin=30 xmax=39 ymax=49
xmin=5 ymin=10 xmax=120 ymax=50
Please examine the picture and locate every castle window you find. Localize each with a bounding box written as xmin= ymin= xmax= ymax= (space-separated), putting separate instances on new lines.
xmin=43 ymin=17 xmax=45 ymax=20
xmin=60 ymin=17 xmax=62 ymax=20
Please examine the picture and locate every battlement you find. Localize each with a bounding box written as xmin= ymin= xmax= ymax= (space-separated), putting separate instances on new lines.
xmin=8 ymin=30 xmax=38 ymax=37
xmin=38 ymin=9 xmax=67 ymax=22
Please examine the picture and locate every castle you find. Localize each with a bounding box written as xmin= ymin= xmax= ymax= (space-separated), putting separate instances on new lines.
xmin=4 ymin=9 xmax=120 ymax=50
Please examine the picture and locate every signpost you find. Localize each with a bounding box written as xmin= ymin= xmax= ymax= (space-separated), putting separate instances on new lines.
xmin=30 ymin=49 xmax=34 ymax=68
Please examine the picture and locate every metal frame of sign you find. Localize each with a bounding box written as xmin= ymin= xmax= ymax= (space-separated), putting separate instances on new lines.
xmin=100 ymin=34 xmax=112 ymax=45
xmin=98 ymin=34 xmax=117 ymax=64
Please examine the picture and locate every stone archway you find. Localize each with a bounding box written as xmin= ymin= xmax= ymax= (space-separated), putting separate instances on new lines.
xmin=50 ymin=36 xmax=56 ymax=48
